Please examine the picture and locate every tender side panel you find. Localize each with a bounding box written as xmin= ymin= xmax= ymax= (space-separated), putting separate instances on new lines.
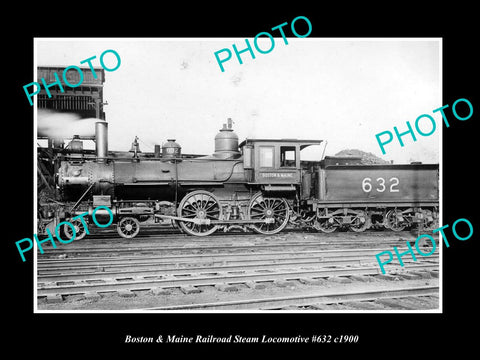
xmin=319 ymin=164 xmax=439 ymax=203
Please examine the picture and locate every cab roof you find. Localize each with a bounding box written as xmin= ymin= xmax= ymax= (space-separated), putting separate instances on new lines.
xmin=239 ymin=138 xmax=323 ymax=150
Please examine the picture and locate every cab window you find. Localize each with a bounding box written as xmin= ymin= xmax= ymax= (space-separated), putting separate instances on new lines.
xmin=280 ymin=146 xmax=296 ymax=167
xmin=259 ymin=146 xmax=274 ymax=168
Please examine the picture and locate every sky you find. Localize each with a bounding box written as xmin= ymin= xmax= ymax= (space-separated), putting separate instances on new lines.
xmin=35 ymin=38 xmax=441 ymax=163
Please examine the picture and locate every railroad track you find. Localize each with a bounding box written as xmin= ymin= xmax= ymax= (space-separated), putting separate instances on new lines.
xmin=37 ymin=260 xmax=438 ymax=297
xmin=36 ymin=231 xmax=440 ymax=310
xmin=37 ymin=232 xmax=427 ymax=258
xmin=37 ymin=248 xmax=392 ymax=267
xmin=37 ymin=248 xmax=438 ymax=279
xmin=143 ymin=285 xmax=439 ymax=310
xmin=81 ymin=226 xmax=430 ymax=238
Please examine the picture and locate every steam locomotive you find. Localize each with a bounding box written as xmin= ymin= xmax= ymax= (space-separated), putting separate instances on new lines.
xmin=37 ymin=119 xmax=439 ymax=239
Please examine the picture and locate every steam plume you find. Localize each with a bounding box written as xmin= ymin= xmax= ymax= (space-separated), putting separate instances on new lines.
xmin=37 ymin=109 xmax=104 ymax=138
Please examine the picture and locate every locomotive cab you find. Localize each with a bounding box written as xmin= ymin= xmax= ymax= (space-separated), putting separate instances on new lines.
xmin=239 ymin=139 xmax=323 ymax=191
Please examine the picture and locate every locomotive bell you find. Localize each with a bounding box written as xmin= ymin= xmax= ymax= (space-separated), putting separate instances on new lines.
xmin=162 ymin=139 xmax=181 ymax=158
xmin=129 ymin=136 xmax=142 ymax=153
xmin=214 ymin=118 xmax=240 ymax=158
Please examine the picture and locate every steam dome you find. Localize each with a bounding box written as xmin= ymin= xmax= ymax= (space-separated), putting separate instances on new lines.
xmin=214 ymin=118 xmax=240 ymax=158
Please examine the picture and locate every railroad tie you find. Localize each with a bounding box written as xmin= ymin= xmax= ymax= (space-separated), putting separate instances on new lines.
xmin=215 ymin=284 xmax=239 ymax=292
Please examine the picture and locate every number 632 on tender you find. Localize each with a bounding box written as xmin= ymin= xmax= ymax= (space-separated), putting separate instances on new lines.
xmin=361 ymin=177 xmax=399 ymax=193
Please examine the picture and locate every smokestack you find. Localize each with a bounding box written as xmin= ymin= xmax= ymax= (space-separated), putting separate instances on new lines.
xmin=95 ymin=121 xmax=108 ymax=163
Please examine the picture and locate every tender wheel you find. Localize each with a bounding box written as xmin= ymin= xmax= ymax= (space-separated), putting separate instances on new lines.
xmin=385 ymin=209 xmax=406 ymax=231
xmin=177 ymin=190 xmax=222 ymax=236
xmin=313 ymin=209 xmax=338 ymax=233
xmin=63 ymin=218 xmax=87 ymax=240
xmin=349 ymin=211 xmax=370 ymax=232
xmin=314 ymin=218 xmax=338 ymax=233
xmin=117 ymin=217 xmax=140 ymax=238
xmin=248 ymin=192 xmax=289 ymax=235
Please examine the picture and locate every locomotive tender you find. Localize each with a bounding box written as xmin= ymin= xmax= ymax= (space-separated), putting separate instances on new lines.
xmin=38 ymin=118 xmax=439 ymax=239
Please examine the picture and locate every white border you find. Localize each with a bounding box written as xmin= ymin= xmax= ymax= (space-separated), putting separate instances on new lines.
xmin=33 ymin=37 xmax=443 ymax=314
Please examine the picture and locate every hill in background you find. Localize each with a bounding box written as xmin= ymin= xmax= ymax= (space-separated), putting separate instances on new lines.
xmin=335 ymin=149 xmax=390 ymax=165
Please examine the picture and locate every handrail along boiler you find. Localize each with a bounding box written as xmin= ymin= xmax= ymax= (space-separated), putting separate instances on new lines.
xmin=38 ymin=119 xmax=439 ymax=238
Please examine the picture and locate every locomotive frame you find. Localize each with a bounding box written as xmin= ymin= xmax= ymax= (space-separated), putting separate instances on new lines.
xmin=37 ymin=119 xmax=439 ymax=239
